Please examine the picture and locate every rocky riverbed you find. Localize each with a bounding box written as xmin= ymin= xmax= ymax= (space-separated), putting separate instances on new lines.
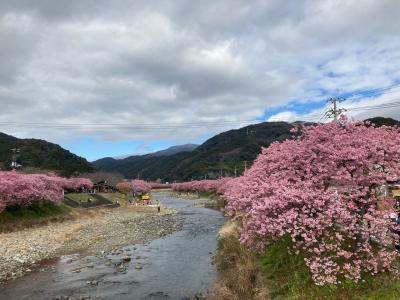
xmin=0 ymin=206 xmax=182 ymax=283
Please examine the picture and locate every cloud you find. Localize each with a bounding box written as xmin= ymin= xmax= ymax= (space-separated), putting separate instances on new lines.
xmin=0 ymin=0 xmax=399 ymax=153
xmin=267 ymin=111 xmax=300 ymax=122
xmin=267 ymin=86 xmax=400 ymax=123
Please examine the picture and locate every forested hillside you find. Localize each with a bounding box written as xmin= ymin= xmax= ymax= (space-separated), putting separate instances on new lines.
xmin=0 ymin=133 xmax=94 ymax=176
xmin=94 ymin=121 xmax=294 ymax=181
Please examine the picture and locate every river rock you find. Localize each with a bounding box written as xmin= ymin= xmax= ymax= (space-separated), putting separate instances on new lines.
xmin=122 ymin=256 xmax=131 ymax=262
xmin=117 ymin=266 xmax=126 ymax=272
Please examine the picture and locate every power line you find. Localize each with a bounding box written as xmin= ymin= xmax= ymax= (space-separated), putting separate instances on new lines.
xmin=0 ymin=120 xmax=258 ymax=129
xmin=0 ymin=120 xmax=256 ymax=127
xmin=345 ymin=101 xmax=400 ymax=112
xmin=335 ymin=83 xmax=400 ymax=101
xmin=267 ymin=85 xmax=400 ymax=123
xmin=1 ymin=85 xmax=399 ymax=129
xmin=0 ymin=112 xmax=330 ymax=128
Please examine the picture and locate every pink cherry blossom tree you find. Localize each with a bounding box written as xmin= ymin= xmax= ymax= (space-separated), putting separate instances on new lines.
xmin=0 ymin=171 xmax=65 ymax=211
xmin=65 ymin=177 xmax=93 ymax=190
xmin=131 ymin=179 xmax=152 ymax=195
xmin=225 ymin=117 xmax=400 ymax=285
xmin=149 ymin=182 xmax=172 ymax=189
xmin=172 ymin=178 xmax=234 ymax=194
xmin=0 ymin=171 xmax=93 ymax=212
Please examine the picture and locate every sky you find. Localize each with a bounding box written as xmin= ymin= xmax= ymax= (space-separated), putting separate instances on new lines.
xmin=0 ymin=0 xmax=400 ymax=161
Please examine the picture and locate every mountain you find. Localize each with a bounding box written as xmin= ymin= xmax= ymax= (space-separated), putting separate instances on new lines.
xmin=93 ymin=121 xmax=294 ymax=181
xmin=93 ymin=146 xmax=196 ymax=181
xmin=114 ymin=144 xmax=198 ymax=159
xmin=0 ymin=133 xmax=95 ymax=176
xmin=148 ymin=144 xmax=198 ymax=157
xmin=365 ymin=117 xmax=400 ymax=127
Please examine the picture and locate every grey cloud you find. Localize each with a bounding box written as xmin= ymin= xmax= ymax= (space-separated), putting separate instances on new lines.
xmin=0 ymin=0 xmax=399 ymax=148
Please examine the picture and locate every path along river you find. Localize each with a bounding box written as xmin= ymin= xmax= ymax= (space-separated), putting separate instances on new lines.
xmin=0 ymin=191 xmax=225 ymax=300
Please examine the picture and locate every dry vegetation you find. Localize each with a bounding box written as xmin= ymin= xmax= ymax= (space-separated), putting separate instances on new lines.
xmin=207 ymin=221 xmax=269 ymax=300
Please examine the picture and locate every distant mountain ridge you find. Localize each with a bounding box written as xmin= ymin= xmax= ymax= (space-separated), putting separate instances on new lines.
xmin=114 ymin=144 xmax=198 ymax=159
xmin=148 ymin=144 xmax=198 ymax=157
xmin=0 ymin=133 xmax=94 ymax=176
xmin=1 ymin=116 xmax=397 ymax=180
xmin=93 ymin=121 xmax=294 ymax=181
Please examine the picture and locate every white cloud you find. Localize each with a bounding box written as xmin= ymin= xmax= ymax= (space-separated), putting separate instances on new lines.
xmin=267 ymin=111 xmax=300 ymax=122
xmin=0 ymin=0 xmax=399 ymax=148
xmin=267 ymin=86 xmax=400 ymax=123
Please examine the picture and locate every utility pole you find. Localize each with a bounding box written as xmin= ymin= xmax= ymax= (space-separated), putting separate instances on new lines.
xmin=244 ymin=161 xmax=247 ymax=172
xmin=326 ymin=97 xmax=346 ymax=120
xmin=234 ymin=166 xmax=237 ymax=177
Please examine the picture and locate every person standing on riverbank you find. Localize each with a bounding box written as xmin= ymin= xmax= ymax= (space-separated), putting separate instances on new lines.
xmin=154 ymin=199 xmax=161 ymax=213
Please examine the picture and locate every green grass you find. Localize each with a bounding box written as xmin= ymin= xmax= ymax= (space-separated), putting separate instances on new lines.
xmin=0 ymin=201 xmax=72 ymax=229
xmin=66 ymin=193 xmax=93 ymax=202
xmin=98 ymin=192 xmax=127 ymax=205
xmin=199 ymin=191 xmax=217 ymax=198
xmin=67 ymin=192 xmax=129 ymax=205
xmin=259 ymin=236 xmax=400 ymax=300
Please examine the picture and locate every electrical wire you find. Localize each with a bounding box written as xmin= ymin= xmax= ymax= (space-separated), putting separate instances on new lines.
xmin=345 ymin=101 xmax=400 ymax=112
xmin=0 ymin=86 xmax=399 ymax=129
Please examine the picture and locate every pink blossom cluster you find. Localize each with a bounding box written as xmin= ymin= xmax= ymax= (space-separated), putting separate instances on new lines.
xmin=131 ymin=179 xmax=152 ymax=195
xmin=225 ymin=117 xmax=400 ymax=285
xmin=0 ymin=171 xmax=92 ymax=212
xmin=172 ymin=177 xmax=234 ymax=195
xmin=65 ymin=177 xmax=93 ymax=189
xmin=149 ymin=182 xmax=172 ymax=189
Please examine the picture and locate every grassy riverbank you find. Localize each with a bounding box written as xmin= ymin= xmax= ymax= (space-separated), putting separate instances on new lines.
xmin=0 ymin=191 xmax=164 ymax=233
xmin=67 ymin=192 xmax=128 ymax=205
xmin=0 ymin=202 xmax=72 ymax=232
xmin=209 ymin=223 xmax=400 ymax=300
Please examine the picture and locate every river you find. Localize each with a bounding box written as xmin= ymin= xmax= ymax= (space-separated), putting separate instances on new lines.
xmin=0 ymin=191 xmax=225 ymax=300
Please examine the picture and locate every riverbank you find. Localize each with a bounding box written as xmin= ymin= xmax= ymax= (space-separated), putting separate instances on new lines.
xmin=206 ymin=221 xmax=269 ymax=300
xmin=172 ymin=191 xmax=227 ymax=211
xmin=0 ymin=191 xmax=225 ymax=300
xmin=0 ymin=205 xmax=182 ymax=283
xmin=0 ymin=202 xmax=74 ymax=233
xmin=208 ymin=222 xmax=400 ymax=300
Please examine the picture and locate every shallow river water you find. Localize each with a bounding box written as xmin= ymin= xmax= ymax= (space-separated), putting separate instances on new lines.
xmin=0 ymin=192 xmax=225 ymax=300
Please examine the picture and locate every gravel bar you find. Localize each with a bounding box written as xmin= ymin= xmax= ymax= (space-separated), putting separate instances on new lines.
xmin=0 ymin=207 xmax=182 ymax=283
